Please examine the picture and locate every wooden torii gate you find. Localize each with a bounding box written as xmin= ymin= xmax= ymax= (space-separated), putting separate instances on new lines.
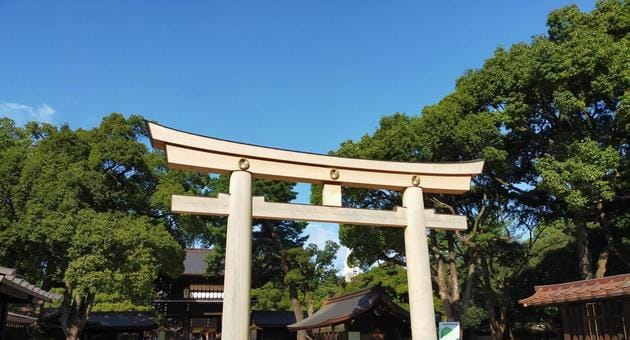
xmin=147 ymin=122 xmax=484 ymax=340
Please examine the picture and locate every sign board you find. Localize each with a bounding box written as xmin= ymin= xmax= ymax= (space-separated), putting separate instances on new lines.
xmin=439 ymin=322 xmax=461 ymax=340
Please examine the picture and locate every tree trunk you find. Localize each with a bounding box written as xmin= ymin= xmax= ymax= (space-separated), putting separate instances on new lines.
xmin=454 ymin=239 xmax=478 ymax=340
xmin=60 ymin=286 xmax=93 ymax=340
xmin=307 ymin=298 xmax=314 ymax=317
xmin=479 ymin=256 xmax=509 ymax=340
xmin=574 ymin=213 xmax=593 ymax=280
xmin=595 ymin=249 xmax=609 ymax=278
xmin=432 ymin=229 xmax=471 ymax=324
xmin=486 ymin=294 xmax=513 ymax=340
xmin=461 ymin=255 xmax=476 ymax=314
xmin=435 ymin=255 xmax=454 ymax=320
xmin=595 ymin=201 xmax=612 ymax=278
xmin=65 ymin=325 xmax=81 ymax=340
xmin=431 ymin=231 xmax=452 ymax=321
xmin=289 ymin=286 xmax=308 ymax=340
xmin=460 ymin=202 xmax=483 ymax=324
xmin=488 ymin=307 xmax=506 ymax=340
xmin=446 ymin=233 xmax=461 ymax=321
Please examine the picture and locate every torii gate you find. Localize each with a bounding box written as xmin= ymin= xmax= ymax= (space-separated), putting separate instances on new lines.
xmin=147 ymin=122 xmax=484 ymax=340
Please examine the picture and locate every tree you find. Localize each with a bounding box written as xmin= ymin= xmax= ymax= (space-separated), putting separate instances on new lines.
xmin=252 ymin=240 xmax=340 ymax=315
xmin=340 ymin=264 xmax=410 ymax=309
xmin=0 ymin=114 xmax=188 ymax=340
xmin=321 ymin=1 xmax=628 ymax=338
xmin=535 ymin=139 xmax=620 ymax=278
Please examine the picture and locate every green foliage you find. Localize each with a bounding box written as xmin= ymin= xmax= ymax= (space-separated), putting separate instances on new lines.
xmin=536 ymin=139 xmax=619 ymax=210
xmin=65 ymin=210 xmax=182 ymax=305
xmin=462 ymin=304 xmax=487 ymax=329
xmin=252 ymin=282 xmax=293 ymax=311
xmin=342 ymin=264 xmax=409 ymax=309
xmin=0 ymin=114 xmax=195 ymax=337
xmin=527 ymin=219 xmax=574 ymax=267
xmin=91 ymin=293 xmax=153 ymax=312
xmin=251 ymin=241 xmax=341 ymax=312
xmin=284 ymin=241 xmax=340 ymax=293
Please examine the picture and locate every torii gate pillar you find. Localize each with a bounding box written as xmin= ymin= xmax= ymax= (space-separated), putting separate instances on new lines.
xmin=404 ymin=186 xmax=437 ymax=337
xmin=222 ymin=171 xmax=253 ymax=340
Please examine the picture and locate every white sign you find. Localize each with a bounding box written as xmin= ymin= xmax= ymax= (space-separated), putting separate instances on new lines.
xmin=439 ymin=322 xmax=461 ymax=340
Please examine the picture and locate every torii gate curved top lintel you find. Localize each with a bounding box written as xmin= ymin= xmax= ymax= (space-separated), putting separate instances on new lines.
xmin=146 ymin=121 xmax=483 ymax=340
xmin=147 ymin=121 xmax=483 ymax=194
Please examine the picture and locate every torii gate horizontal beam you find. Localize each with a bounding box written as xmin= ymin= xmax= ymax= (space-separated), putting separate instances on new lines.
xmin=147 ymin=122 xmax=484 ymax=193
xmin=171 ymin=194 xmax=467 ymax=230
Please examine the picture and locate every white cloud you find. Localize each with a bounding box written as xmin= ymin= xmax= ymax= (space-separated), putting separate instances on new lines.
xmin=0 ymin=101 xmax=56 ymax=125
xmin=304 ymin=222 xmax=338 ymax=249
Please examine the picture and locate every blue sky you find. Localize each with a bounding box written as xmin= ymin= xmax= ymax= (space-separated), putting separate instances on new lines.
xmin=1 ymin=0 xmax=595 ymax=272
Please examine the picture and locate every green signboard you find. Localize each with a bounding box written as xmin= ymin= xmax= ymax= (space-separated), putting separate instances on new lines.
xmin=438 ymin=322 xmax=461 ymax=340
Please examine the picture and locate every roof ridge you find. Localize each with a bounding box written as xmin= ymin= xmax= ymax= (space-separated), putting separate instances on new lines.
xmin=323 ymin=287 xmax=378 ymax=305
xmin=0 ymin=266 xmax=17 ymax=276
xmin=0 ymin=267 xmax=61 ymax=302
xmin=521 ymin=273 xmax=630 ymax=307
xmin=7 ymin=312 xmax=38 ymax=321
xmin=534 ymin=273 xmax=630 ymax=290
xmin=288 ymin=287 xmax=408 ymax=331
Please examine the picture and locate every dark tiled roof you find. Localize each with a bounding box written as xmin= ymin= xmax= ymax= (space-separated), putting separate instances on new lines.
xmin=288 ymin=287 xmax=409 ymax=331
xmin=183 ymin=249 xmax=212 ymax=275
xmin=251 ymin=311 xmax=297 ymax=327
xmin=0 ymin=266 xmax=61 ymax=302
xmin=519 ymin=273 xmax=630 ymax=307
xmin=87 ymin=312 xmax=156 ymax=331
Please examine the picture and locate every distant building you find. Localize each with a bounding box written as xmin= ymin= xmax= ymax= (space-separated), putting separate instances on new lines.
xmin=153 ymin=248 xmax=297 ymax=340
xmin=0 ymin=266 xmax=60 ymax=340
xmin=288 ymin=287 xmax=411 ymax=340
xmin=520 ymin=273 xmax=630 ymax=339
xmin=153 ymin=248 xmax=224 ymax=339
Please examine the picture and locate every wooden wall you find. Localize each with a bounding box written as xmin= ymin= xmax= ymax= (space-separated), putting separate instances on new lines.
xmin=559 ymin=298 xmax=629 ymax=340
